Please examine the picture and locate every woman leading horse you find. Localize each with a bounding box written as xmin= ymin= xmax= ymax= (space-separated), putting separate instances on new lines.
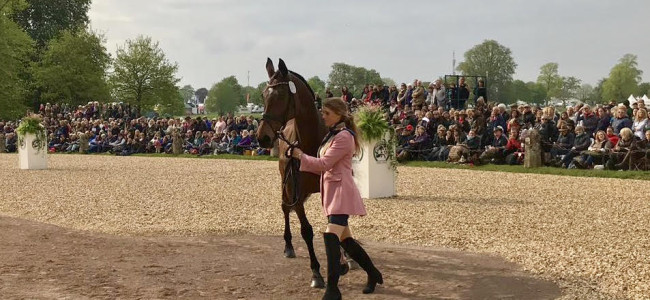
xmin=291 ymin=98 xmax=383 ymax=300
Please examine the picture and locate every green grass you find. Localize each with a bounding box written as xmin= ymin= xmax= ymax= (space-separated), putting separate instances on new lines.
xmin=132 ymin=153 xmax=279 ymax=161
xmin=403 ymin=160 xmax=650 ymax=181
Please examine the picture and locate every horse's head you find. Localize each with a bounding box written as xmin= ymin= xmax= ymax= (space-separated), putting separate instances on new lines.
xmin=257 ymin=58 xmax=297 ymax=148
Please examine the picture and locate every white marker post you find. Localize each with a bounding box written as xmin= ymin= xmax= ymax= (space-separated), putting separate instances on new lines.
xmin=17 ymin=117 xmax=48 ymax=170
xmin=352 ymin=133 xmax=395 ymax=199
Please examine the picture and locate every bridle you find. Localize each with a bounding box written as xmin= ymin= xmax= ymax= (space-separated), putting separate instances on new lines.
xmin=261 ymin=80 xmax=296 ymax=138
xmin=260 ymin=79 xmax=303 ymax=207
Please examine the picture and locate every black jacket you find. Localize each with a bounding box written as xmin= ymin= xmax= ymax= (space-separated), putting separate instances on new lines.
xmin=431 ymin=134 xmax=448 ymax=147
xmin=578 ymin=114 xmax=598 ymax=137
xmin=572 ymin=133 xmax=591 ymax=152
xmin=463 ymin=136 xmax=481 ymax=150
xmin=491 ymin=135 xmax=508 ymax=148
xmin=556 ymin=132 xmax=575 ymax=149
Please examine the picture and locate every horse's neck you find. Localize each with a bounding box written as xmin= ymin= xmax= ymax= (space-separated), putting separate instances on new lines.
xmin=294 ymin=106 xmax=325 ymax=156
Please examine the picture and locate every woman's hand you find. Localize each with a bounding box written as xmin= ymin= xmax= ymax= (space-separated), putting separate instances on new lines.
xmin=292 ymin=147 xmax=303 ymax=159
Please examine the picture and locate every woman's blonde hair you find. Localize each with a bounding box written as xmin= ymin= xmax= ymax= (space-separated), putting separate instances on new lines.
xmin=543 ymin=107 xmax=554 ymax=119
xmin=635 ymin=108 xmax=647 ymax=121
xmin=620 ymin=127 xmax=633 ymax=140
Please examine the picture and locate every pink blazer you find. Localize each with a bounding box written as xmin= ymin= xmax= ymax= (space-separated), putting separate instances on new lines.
xmin=300 ymin=130 xmax=366 ymax=217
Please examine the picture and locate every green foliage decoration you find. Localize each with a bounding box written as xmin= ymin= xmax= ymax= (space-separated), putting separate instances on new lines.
xmin=16 ymin=115 xmax=46 ymax=153
xmin=354 ymin=105 xmax=397 ymax=172
xmin=355 ymin=105 xmax=389 ymax=142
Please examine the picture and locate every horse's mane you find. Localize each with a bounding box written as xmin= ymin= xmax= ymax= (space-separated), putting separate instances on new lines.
xmin=289 ymin=71 xmax=315 ymax=101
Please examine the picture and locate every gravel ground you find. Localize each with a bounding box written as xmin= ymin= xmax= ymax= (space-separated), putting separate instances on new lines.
xmin=0 ymin=154 xmax=648 ymax=299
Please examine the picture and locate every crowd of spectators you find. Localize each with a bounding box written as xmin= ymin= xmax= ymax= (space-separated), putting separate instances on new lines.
xmin=2 ymin=78 xmax=649 ymax=171
xmin=0 ymin=102 xmax=265 ymax=157
xmin=339 ymin=78 xmax=650 ymax=171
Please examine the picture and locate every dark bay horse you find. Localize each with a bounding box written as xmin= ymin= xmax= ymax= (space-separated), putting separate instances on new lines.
xmin=257 ymin=58 xmax=328 ymax=288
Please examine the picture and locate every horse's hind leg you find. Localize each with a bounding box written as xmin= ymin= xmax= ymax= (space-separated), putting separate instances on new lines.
xmin=282 ymin=202 xmax=296 ymax=258
xmin=295 ymin=203 xmax=325 ymax=288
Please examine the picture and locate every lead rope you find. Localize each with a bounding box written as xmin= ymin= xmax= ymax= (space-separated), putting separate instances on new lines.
xmin=277 ymin=127 xmax=301 ymax=207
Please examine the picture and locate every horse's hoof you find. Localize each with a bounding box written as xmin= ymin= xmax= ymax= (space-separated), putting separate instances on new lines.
xmin=284 ymin=249 xmax=296 ymax=258
xmin=311 ymin=277 xmax=325 ymax=289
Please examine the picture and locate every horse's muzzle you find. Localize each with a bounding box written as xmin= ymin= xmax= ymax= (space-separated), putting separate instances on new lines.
xmin=259 ymin=135 xmax=273 ymax=149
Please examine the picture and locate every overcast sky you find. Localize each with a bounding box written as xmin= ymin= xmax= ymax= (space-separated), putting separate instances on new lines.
xmin=89 ymin=0 xmax=650 ymax=90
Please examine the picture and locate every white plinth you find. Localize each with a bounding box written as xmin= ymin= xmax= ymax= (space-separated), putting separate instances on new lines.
xmin=352 ymin=139 xmax=395 ymax=199
xmin=19 ymin=133 xmax=47 ymax=170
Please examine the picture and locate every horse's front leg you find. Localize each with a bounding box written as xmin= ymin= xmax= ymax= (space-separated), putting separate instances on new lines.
xmin=282 ymin=200 xmax=296 ymax=258
xmin=295 ymin=203 xmax=325 ymax=288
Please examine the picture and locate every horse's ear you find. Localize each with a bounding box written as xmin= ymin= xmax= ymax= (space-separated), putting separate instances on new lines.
xmin=266 ymin=58 xmax=275 ymax=79
xmin=278 ymin=59 xmax=288 ymax=77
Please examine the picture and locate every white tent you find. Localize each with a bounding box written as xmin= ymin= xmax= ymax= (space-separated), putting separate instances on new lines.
xmin=643 ymin=94 xmax=649 ymax=102
xmin=628 ymin=94 xmax=637 ymax=105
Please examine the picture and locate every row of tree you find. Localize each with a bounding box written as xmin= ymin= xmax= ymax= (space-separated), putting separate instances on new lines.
xmin=320 ymin=40 xmax=647 ymax=108
xmin=231 ymin=40 xmax=646 ymax=111
xmin=177 ymin=45 xmax=650 ymax=116
xmin=1 ymin=0 xmax=184 ymax=120
xmin=2 ymin=1 xmax=647 ymax=119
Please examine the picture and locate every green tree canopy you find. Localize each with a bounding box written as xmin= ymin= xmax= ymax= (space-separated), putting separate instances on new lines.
xmin=327 ymin=62 xmax=383 ymax=98
xmin=601 ymin=54 xmax=643 ymax=103
xmin=576 ymin=83 xmax=594 ymax=104
xmin=218 ymin=76 xmax=244 ymax=106
xmin=157 ymin=89 xmax=184 ymax=116
xmin=179 ymin=85 xmax=194 ymax=103
xmin=32 ymin=29 xmax=111 ymax=106
xmin=0 ymin=14 xmax=33 ymax=120
xmin=381 ymin=77 xmax=396 ymax=88
xmin=536 ymin=62 xmax=562 ymax=106
xmin=558 ymin=76 xmax=581 ymax=106
xmin=1 ymin=0 xmax=28 ymax=15
xmin=194 ymin=87 xmax=208 ymax=104
xmin=11 ymin=0 xmax=91 ymax=49
xmin=527 ymin=82 xmax=547 ymax=105
xmin=638 ymin=82 xmax=650 ymax=97
xmin=501 ymin=80 xmax=548 ymax=105
xmin=206 ymin=77 xmax=240 ymax=115
xmin=243 ymin=83 xmax=265 ymax=106
xmin=307 ymin=76 xmax=326 ymax=98
xmin=592 ymin=78 xmax=607 ymax=104
xmin=245 ymin=81 xmax=267 ymax=106
xmin=502 ymin=80 xmax=531 ymax=104
xmin=456 ymin=39 xmax=517 ymax=102
xmin=109 ymin=36 xmax=180 ymax=114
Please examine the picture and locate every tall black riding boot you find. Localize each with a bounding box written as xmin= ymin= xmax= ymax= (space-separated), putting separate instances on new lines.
xmin=340 ymin=238 xmax=383 ymax=294
xmin=323 ymin=233 xmax=342 ymax=300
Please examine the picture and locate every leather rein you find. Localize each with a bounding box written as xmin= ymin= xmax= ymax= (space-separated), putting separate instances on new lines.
xmin=262 ymin=79 xmax=301 ymax=207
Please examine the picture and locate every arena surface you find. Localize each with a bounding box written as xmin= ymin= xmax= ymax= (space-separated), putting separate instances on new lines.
xmin=0 ymin=154 xmax=648 ymax=299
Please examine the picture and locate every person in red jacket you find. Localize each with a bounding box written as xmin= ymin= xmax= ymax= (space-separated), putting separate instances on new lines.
xmin=504 ymin=129 xmax=523 ymax=165
xmin=606 ymin=126 xmax=619 ymax=146
xmin=292 ymin=98 xmax=383 ymax=299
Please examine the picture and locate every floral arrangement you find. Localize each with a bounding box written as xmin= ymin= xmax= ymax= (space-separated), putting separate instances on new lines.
xmin=355 ymin=105 xmax=390 ymax=142
xmin=354 ymin=105 xmax=397 ymax=171
xmin=16 ymin=114 xmax=47 ymax=152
